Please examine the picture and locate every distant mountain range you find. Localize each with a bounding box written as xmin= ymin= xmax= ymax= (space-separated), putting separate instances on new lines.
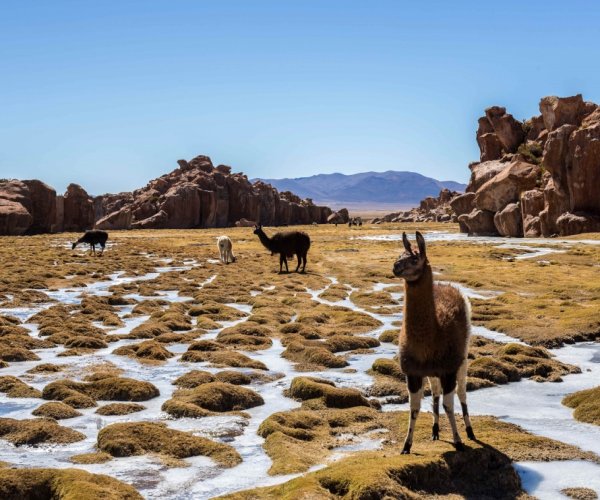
xmin=255 ymin=171 xmax=466 ymax=210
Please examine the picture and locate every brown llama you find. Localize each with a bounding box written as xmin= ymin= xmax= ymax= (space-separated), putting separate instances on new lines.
xmin=72 ymin=230 xmax=109 ymax=255
xmin=253 ymin=224 xmax=310 ymax=273
xmin=392 ymin=231 xmax=474 ymax=454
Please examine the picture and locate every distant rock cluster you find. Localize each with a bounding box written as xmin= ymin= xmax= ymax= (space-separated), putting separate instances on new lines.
xmin=456 ymin=94 xmax=600 ymax=236
xmin=0 ymin=155 xmax=332 ymax=235
xmin=0 ymin=180 xmax=94 ymax=236
xmin=371 ymin=188 xmax=461 ymax=224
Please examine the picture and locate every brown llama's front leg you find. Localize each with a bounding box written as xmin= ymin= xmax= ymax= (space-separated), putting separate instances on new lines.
xmin=301 ymin=252 xmax=307 ymax=273
xmin=402 ymin=375 xmax=423 ymax=454
xmin=456 ymin=359 xmax=475 ymax=440
xmin=295 ymin=253 xmax=301 ymax=272
xmin=90 ymin=243 xmax=95 ymax=255
xmin=429 ymin=377 xmax=442 ymax=440
xmin=441 ymin=371 xmax=464 ymax=451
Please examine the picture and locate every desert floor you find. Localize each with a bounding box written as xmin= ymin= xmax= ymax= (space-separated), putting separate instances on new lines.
xmin=0 ymin=223 xmax=599 ymax=499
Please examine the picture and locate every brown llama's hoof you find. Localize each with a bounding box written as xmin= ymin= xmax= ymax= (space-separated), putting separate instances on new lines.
xmin=401 ymin=442 xmax=411 ymax=454
xmin=454 ymin=441 xmax=465 ymax=451
xmin=466 ymin=426 xmax=476 ymax=440
xmin=431 ymin=423 xmax=439 ymax=440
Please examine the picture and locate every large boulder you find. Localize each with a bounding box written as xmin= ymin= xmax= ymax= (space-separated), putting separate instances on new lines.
xmin=474 ymin=160 xmax=539 ymax=213
xmin=161 ymin=183 xmax=201 ymax=228
xmin=477 ymin=133 xmax=504 ymax=162
xmin=457 ymin=209 xmax=498 ymax=236
xmin=486 ymin=107 xmax=525 ymax=152
xmin=542 ymin=124 xmax=576 ymax=185
xmin=466 ymin=160 xmax=507 ymax=193
xmin=63 ymin=184 xmax=95 ymax=232
xmin=520 ymin=189 xmax=544 ymax=237
xmin=524 ymin=115 xmax=546 ymax=141
xmin=556 ymin=212 xmax=600 ymax=236
xmin=540 ymin=178 xmax=570 ymax=237
xmin=494 ymin=203 xmax=522 ymax=237
xmin=22 ymin=180 xmax=56 ymax=234
xmin=0 ymin=199 xmax=32 ymax=235
xmin=327 ymin=208 xmax=349 ymax=224
xmin=450 ymin=192 xmax=475 ymax=216
xmin=566 ymin=118 xmax=600 ymax=213
xmin=95 ymin=207 xmax=132 ymax=230
xmin=539 ymin=95 xmax=585 ymax=132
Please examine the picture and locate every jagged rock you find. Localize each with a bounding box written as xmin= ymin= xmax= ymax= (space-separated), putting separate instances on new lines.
xmin=95 ymin=207 xmax=132 ymax=230
xmin=327 ymin=208 xmax=349 ymax=224
xmin=458 ymin=209 xmax=498 ymax=236
xmin=540 ymin=178 xmax=571 ymax=237
xmin=494 ymin=203 xmax=522 ymax=237
xmin=0 ymin=199 xmax=32 ymax=235
xmin=132 ymin=210 xmax=168 ymax=229
xmin=487 ymin=107 xmax=525 ymax=152
xmin=539 ymin=95 xmax=585 ymax=132
xmin=22 ymin=180 xmax=56 ymax=234
xmin=524 ymin=115 xmax=546 ymax=141
xmin=235 ymin=218 xmax=256 ymax=227
xmin=477 ymin=133 xmax=504 ymax=162
xmin=466 ymin=160 xmax=507 ymax=193
xmin=63 ymin=184 xmax=94 ymax=232
xmin=542 ymin=124 xmax=576 ymax=185
xmin=450 ymin=192 xmax=475 ymax=216
xmin=520 ymin=190 xmax=544 ymax=237
xmin=474 ymin=161 xmax=539 ymax=213
xmin=557 ymin=212 xmax=600 ymax=236
xmin=567 ymin=118 xmax=600 ymax=213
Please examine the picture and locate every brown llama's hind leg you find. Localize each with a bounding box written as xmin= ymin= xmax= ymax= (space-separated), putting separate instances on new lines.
xmin=441 ymin=371 xmax=464 ymax=451
xmin=402 ymin=375 xmax=423 ymax=454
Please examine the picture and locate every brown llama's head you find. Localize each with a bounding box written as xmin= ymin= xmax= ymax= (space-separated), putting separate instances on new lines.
xmin=393 ymin=231 xmax=428 ymax=282
xmin=253 ymin=223 xmax=262 ymax=235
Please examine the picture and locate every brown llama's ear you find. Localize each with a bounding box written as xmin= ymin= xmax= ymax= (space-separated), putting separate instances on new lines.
xmin=415 ymin=231 xmax=426 ymax=257
xmin=402 ymin=232 xmax=413 ymax=255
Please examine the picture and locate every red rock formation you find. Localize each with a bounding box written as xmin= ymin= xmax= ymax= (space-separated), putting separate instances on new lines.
xmin=63 ymin=184 xmax=95 ymax=232
xmin=458 ymin=94 xmax=600 ymax=237
xmin=93 ymin=155 xmax=331 ymax=230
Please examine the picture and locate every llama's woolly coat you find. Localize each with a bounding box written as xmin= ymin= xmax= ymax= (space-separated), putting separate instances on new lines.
xmin=399 ymin=266 xmax=469 ymax=378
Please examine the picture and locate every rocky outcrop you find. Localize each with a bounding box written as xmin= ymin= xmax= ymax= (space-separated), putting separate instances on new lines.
xmin=372 ymin=189 xmax=461 ymax=224
xmin=0 ymin=154 xmax=331 ymax=235
xmin=92 ymin=155 xmax=330 ymax=230
xmin=327 ymin=208 xmax=349 ymax=224
xmin=63 ymin=184 xmax=95 ymax=232
xmin=459 ymin=94 xmax=600 ymax=237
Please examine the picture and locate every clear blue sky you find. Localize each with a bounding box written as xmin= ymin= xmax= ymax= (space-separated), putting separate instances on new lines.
xmin=1 ymin=1 xmax=599 ymax=195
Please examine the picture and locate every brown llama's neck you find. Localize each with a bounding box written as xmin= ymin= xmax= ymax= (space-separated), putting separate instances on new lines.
xmin=403 ymin=263 xmax=437 ymax=340
xmin=256 ymin=229 xmax=274 ymax=252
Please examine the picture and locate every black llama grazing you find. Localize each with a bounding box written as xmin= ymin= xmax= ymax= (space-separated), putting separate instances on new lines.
xmin=72 ymin=230 xmax=109 ymax=255
xmin=253 ymin=224 xmax=310 ymax=273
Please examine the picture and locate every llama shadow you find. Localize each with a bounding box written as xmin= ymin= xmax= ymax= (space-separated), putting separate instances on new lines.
xmin=392 ymin=440 xmax=520 ymax=498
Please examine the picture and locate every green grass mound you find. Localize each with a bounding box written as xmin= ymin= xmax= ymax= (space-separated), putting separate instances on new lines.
xmin=95 ymin=403 xmax=145 ymax=416
xmin=97 ymin=422 xmax=241 ymax=466
xmin=0 ymin=376 xmax=42 ymax=398
xmin=287 ymin=377 xmax=370 ymax=408
xmin=0 ymin=418 xmax=85 ymax=446
xmin=32 ymin=402 xmax=82 ymax=419
xmin=180 ymin=350 xmax=267 ymax=370
xmin=163 ymin=382 xmax=264 ymax=417
xmin=563 ymin=386 xmax=600 ymax=426
xmin=42 ymin=377 xmax=159 ymax=407
xmin=0 ymin=467 xmax=141 ymax=499
xmin=113 ymin=340 xmax=174 ymax=361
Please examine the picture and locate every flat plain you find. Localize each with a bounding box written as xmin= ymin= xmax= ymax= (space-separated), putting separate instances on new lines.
xmin=0 ymin=223 xmax=599 ymax=499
